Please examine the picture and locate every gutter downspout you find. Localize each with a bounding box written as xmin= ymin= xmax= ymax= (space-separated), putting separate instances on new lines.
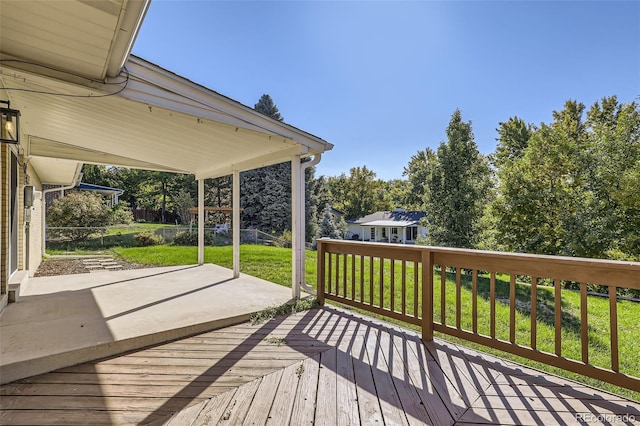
xmin=41 ymin=169 xmax=83 ymax=257
xmin=293 ymin=154 xmax=322 ymax=297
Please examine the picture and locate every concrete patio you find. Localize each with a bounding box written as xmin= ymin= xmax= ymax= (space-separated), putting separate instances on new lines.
xmin=0 ymin=264 xmax=294 ymax=385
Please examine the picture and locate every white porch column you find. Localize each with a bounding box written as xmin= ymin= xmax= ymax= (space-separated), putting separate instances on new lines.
xmin=197 ymin=178 xmax=204 ymax=265
xmin=232 ymin=170 xmax=240 ymax=278
xmin=291 ymin=155 xmax=302 ymax=299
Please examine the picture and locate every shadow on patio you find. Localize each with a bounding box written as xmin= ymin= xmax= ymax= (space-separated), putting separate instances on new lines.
xmin=0 ymin=264 xmax=294 ymax=385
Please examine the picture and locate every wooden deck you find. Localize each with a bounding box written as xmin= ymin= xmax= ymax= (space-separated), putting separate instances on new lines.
xmin=1 ymin=306 xmax=639 ymax=425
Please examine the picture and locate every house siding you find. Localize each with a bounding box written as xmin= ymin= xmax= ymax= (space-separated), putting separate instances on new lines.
xmin=1 ymin=144 xmax=7 ymax=298
xmin=26 ymin=162 xmax=43 ymax=276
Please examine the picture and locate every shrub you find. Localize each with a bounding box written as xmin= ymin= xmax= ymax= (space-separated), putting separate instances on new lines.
xmin=110 ymin=200 xmax=134 ymax=225
xmin=133 ymin=231 xmax=164 ymax=247
xmin=47 ymin=191 xmax=111 ymax=241
xmin=174 ymin=231 xmax=213 ymax=246
xmin=273 ymin=230 xmax=292 ymax=248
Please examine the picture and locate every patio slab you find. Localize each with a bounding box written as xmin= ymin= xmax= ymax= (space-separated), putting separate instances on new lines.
xmin=0 ymin=264 xmax=294 ymax=385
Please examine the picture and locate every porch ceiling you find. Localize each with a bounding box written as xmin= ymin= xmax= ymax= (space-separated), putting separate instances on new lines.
xmin=0 ymin=0 xmax=150 ymax=80
xmin=0 ymin=56 xmax=333 ymax=184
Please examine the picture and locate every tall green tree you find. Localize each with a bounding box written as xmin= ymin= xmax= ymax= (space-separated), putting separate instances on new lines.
xmin=403 ymin=148 xmax=437 ymax=210
xmin=423 ymin=109 xmax=491 ymax=248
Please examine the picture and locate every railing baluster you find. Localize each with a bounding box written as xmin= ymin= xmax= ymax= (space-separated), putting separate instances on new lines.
xmin=441 ymin=265 xmax=447 ymax=325
xmin=360 ymin=255 xmax=364 ymax=303
xmin=342 ymin=253 xmax=347 ymax=298
xmin=609 ymin=285 xmax=619 ymax=372
xmin=328 ymin=252 xmax=333 ymax=295
xmin=379 ymin=258 xmax=384 ymax=308
xmin=580 ymin=282 xmax=588 ymax=364
xmin=390 ymin=259 xmax=395 ymax=312
xmin=555 ymin=278 xmax=562 ymax=357
xmin=351 ymin=253 xmax=356 ymax=301
xmin=490 ymin=272 xmax=496 ymax=339
xmin=422 ymin=250 xmax=434 ymax=341
xmin=456 ymin=268 xmax=462 ymax=329
xmin=413 ymin=262 xmax=419 ymax=318
xmin=369 ymin=255 xmax=374 ymax=306
xmin=531 ymin=276 xmax=537 ymax=350
xmin=402 ymin=260 xmax=407 ymax=315
xmin=472 ymin=269 xmax=478 ymax=334
xmin=510 ymin=274 xmax=516 ymax=344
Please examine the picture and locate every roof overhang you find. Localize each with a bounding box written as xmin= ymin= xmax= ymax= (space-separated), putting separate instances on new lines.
xmin=0 ymin=0 xmax=150 ymax=80
xmin=0 ymin=56 xmax=333 ymax=185
xmin=360 ymin=220 xmax=418 ymax=227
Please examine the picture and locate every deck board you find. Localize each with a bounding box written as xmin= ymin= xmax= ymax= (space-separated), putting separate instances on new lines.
xmin=1 ymin=306 xmax=639 ymax=425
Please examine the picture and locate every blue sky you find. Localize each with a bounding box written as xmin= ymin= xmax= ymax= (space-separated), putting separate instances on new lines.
xmin=133 ymin=1 xmax=640 ymax=180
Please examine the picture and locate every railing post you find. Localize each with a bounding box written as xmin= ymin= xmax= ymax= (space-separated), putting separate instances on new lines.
xmin=421 ymin=249 xmax=434 ymax=342
xmin=317 ymin=239 xmax=326 ymax=306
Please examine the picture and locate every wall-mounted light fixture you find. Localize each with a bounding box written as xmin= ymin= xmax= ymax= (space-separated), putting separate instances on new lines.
xmin=1 ymin=100 xmax=20 ymax=144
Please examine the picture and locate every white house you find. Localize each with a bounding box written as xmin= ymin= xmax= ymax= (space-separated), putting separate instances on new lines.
xmin=346 ymin=208 xmax=427 ymax=244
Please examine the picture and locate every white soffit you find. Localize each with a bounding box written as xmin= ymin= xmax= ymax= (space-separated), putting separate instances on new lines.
xmin=29 ymin=157 xmax=83 ymax=186
xmin=0 ymin=0 xmax=149 ymax=80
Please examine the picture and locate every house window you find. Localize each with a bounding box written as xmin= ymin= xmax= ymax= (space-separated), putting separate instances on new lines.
xmin=407 ymin=226 xmax=418 ymax=241
xmin=391 ymin=227 xmax=398 ymax=235
xmin=382 ymin=228 xmax=387 ymax=239
xmin=370 ymin=227 xmax=375 ymax=240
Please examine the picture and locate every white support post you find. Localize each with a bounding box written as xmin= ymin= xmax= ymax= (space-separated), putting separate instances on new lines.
xmin=232 ymin=170 xmax=240 ymax=278
xmin=197 ymin=178 xmax=204 ymax=265
xmin=291 ymin=155 xmax=302 ymax=299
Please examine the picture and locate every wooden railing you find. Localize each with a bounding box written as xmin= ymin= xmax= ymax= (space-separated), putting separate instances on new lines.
xmin=316 ymin=239 xmax=640 ymax=392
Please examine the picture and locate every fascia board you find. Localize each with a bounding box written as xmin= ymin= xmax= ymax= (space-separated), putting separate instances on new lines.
xmin=125 ymin=56 xmax=334 ymax=154
xmin=104 ymin=0 xmax=151 ymax=78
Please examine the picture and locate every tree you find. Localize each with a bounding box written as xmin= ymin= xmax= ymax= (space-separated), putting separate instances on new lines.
xmin=494 ymin=100 xmax=588 ymax=255
xmin=254 ymin=94 xmax=283 ymax=121
xmin=47 ymin=191 xmax=112 ymax=241
xmin=317 ymin=205 xmax=344 ymax=239
xmin=173 ymin=190 xmax=194 ymax=225
xmin=582 ymin=96 xmax=640 ymax=257
xmin=494 ymin=117 xmax=533 ymax=168
xmin=403 ymin=148 xmax=437 ymax=210
xmin=327 ymin=166 xmax=391 ymax=219
xmin=423 ymin=109 xmax=491 ymax=248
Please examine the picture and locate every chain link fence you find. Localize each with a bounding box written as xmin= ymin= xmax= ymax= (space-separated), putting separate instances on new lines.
xmin=45 ymin=225 xmax=312 ymax=249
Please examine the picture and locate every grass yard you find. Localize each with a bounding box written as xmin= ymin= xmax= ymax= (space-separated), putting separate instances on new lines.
xmin=110 ymin=244 xmax=639 ymax=401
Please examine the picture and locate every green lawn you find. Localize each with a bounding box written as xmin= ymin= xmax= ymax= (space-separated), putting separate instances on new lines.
xmin=109 ymin=243 xmax=639 ymax=401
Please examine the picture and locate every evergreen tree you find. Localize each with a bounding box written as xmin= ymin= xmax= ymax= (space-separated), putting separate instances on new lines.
xmin=254 ymin=94 xmax=283 ymax=121
xmin=317 ymin=205 xmax=343 ymax=239
xmin=423 ymin=109 xmax=491 ymax=248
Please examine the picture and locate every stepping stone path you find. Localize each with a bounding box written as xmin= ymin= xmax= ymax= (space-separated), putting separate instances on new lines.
xmin=82 ymin=256 xmax=123 ymax=272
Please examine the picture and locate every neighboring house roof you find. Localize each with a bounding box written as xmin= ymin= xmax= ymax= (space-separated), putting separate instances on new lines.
xmin=348 ymin=210 xmax=427 ymax=227
xmin=76 ymin=183 xmax=124 ymax=197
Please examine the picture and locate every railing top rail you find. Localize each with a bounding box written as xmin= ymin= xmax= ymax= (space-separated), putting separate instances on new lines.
xmin=316 ymin=238 xmax=640 ymax=288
